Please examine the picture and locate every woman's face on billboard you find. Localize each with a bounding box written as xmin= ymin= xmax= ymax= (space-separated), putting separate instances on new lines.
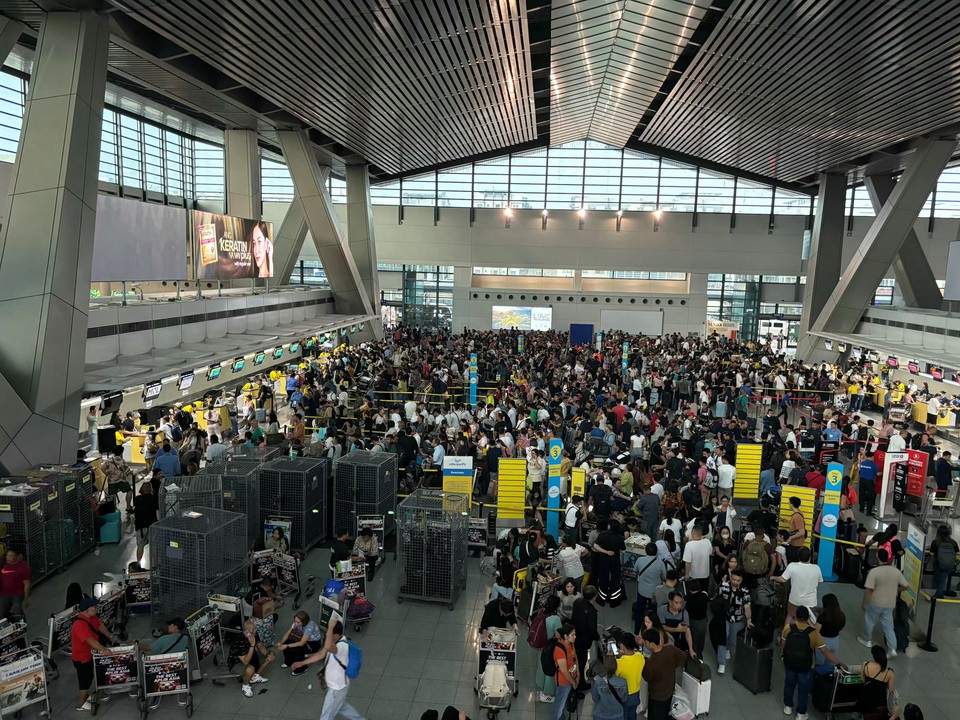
xmin=252 ymin=225 xmax=268 ymax=266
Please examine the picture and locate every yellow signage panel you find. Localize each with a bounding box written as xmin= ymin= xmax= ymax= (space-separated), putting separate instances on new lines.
xmin=733 ymin=443 xmax=762 ymax=501
xmin=779 ymin=486 xmax=817 ymax=548
xmin=498 ymin=459 xmax=527 ymax=519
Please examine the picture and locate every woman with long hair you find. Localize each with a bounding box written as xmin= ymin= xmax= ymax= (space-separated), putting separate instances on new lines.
xmin=655 ymin=528 xmax=681 ymax=571
xmin=814 ymin=593 xmax=846 ymax=674
xmin=250 ymin=221 xmax=273 ymax=278
xmin=857 ymin=645 xmax=896 ymax=720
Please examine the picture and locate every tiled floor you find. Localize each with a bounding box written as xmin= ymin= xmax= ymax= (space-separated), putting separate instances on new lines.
xmin=19 ymin=510 xmax=960 ymax=720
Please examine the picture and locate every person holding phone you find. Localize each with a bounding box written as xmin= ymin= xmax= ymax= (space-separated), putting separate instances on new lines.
xmin=657 ymin=592 xmax=696 ymax=656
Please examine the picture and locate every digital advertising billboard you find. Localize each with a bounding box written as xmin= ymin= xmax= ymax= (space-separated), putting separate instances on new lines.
xmin=194 ymin=211 xmax=274 ymax=280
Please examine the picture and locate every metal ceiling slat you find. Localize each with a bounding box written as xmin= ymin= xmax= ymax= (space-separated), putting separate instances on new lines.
xmin=642 ymin=0 xmax=960 ymax=180
xmin=122 ymin=0 xmax=536 ymax=173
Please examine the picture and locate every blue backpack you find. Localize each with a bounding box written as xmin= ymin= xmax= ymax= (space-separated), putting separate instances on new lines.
xmin=334 ymin=639 xmax=362 ymax=679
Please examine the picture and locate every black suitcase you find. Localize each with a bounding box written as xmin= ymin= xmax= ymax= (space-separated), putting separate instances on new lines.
xmin=812 ymin=672 xmax=834 ymax=713
xmin=733 ymin=629 xmax=773 ymax=694
xmin=843 ymin=548 xmax=862 ymax=584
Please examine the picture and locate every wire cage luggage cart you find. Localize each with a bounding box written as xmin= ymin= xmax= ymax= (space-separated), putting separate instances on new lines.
xmin=90 ymin=645 xmax=141 ymax=716
xmin=24 ymin=477 xmax=63 ymax=584
xmin=0 ymin=646 xmax=51 ymax=719
xmin=148 ymin=508 xmax=247 ymax=632
xmin=333 ymin=451 xmax=397 ymax=545
xmin=139 ymin=649 xmax=192 ymax=719
xmin=158 ymin=476 xmax=223 ymax=518
xmin=475 ymin=628 xmax=519 ymax=719
xmin=396 ymin=489 xmax=468 ymax=609
xmin=217 ymin=462 xmax=261 ymax=548
xmin=0 ymin=485 xmax=48 ymax=584
xmin=216 ymin=445 xmax=283 ymax=465
xmin=258 ymin=458 xmax=330 ymax=552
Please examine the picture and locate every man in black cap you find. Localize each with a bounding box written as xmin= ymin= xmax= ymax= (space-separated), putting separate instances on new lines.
xmin=139 ymin=618 xmax=189 ymax=654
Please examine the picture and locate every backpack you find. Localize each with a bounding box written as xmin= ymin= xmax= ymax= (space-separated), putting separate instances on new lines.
xmin=333 ymin=639 xmax=362 ymax=679
xmin=936 ymin=542 xmax=957 ymax=573
xmin=540 ymin=639 xmax=560 ymax=677
xmin=782 ymin=624 xmax=814 ymax=672
xmin=743 ymin=539 xmax=771 ymax=575
xmin=478 ymin=659 xmax=510 ymax=699
xmin=527 ymin=611 xmax=549 ymax=650
xmin=170 ymin=424 xmax=183 ymax=443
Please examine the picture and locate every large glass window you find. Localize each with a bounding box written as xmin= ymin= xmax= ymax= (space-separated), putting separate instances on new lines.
xmin=935 ymin=165 xmax=960 ymax=218
xmin=0 ymin=71 xmax=24 ymax=164
xmin=774 ymin=187 xmax=812 ymax=215
xmin=583 ymin=141 xmax=621 ymax=210
xmin=192 ymin=140 xmax=225 ymax=200
xmin=261 ymin=155 xmax=294 ymax=202
xmin=546 ymin=141 xmax=585 ymax=210
xmin=696 ymin=169 xmax=735 ymax=213
xmin=620 ymin=151 xmax=659 ymax=211
xmin=371 ymin=179 xmax=400 ymax=205
xmin=473 ymin=156 xmax=509 ymax=208
xmin=437 ymin=164 xmax=472 ymax=207
xmin=659 ymin=159 xmax=697 ymax=212
xmin=401 ymin=172 xmax=435 ymax=206
xmin=509 ymin=148 xmax=546 ymax=209
xmin=735 ymin=178 xmax=774 ymax=214
xmin=99 ymin=109 xmax=120 ymax=185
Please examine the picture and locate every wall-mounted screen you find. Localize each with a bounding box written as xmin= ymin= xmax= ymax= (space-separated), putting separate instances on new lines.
xmin=290 ymin=342 xmax=300 ymax=353
xmin=931 ymin=366 xmax=944 ymax=380
xmin=887 ymin=357 xmax=899 ymax=368
xmin=253 ymin=353 xmax=265 ymax=366
xmin=837 ymin=342 xmax=847 ymax=353
xmin=178 ymin=372 xmax=195 ymax=391
xmin=232 ymin=358 xmax=245 ymax=373
xmin=492 ymin=306 xmax=553 ymax=331
xmin=305 ymin=338 xmax=315 ymax=348
xmin=273 ymin=347 xmax=283 ymax=359
xmin=907 ymin=361 xmax=919 ymax=373
xmin=824 ymin=340 xmax=833 ymax=351
xmin=143 ymin=383 xmax=162 ymax=401
xmin=207 ymin=365 xmax=222 ymax=381
xmin=867 ymin=351 xmax=880 ymax=362
xmin=193 ymin=211 xmax=274 ymax=280
xmin=92 ymin=196 xmax=188 ymax=281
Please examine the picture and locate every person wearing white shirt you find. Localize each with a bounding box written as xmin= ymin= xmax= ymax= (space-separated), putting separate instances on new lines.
xmin=785 ymin=428 xmax=797 ymax=449
xmin=682 ymin=527 xmax=713 ymax=581
xmin=290 ymin=621 xmax=364 ymax=720
xmin=887 ymin=430 xmax=907 ymax=454
xmin=659 ymin=515 xmax=682 ymax=539
xmin=772 ymin=546 xmax=822 ymax=623
xmin=717 ymin=457 xmax=736 ymax=493
xmin=650 ymin=479 xmax=664 ymax=498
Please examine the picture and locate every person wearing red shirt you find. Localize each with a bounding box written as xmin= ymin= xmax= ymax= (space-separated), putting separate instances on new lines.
xmin=0 ymin=548 xmax=31 ymax=620
xmin=71 ymin=598 xmax=116 ymax=711
xmin=805 ymin=468 xmax=827 ymax=498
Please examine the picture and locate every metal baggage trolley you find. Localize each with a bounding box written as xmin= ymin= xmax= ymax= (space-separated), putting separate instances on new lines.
xmin=274 ymin=551 xmax=317 ymax=609
xmin=90 ymin=645 xmax=141 ymax=716
xmin=475 ymin=628 xmax=518 ymax=719
xmin=139 ymin=649 xmax=192 ymax=719
xmin=0 ymin=647 xmax=51 ymax=719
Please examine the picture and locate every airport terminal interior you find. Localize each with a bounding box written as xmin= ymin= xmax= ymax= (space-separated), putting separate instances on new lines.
xmin=2 ymin=1 xmax=960 ymax=720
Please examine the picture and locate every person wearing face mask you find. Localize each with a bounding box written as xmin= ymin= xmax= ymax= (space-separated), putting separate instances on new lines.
xmin=712 ymin=526 xmax=736 ymax=580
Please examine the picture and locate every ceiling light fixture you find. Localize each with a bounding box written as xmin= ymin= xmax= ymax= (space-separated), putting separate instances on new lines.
xmin=578 ymin=207 xmax=586 ymax=230
xmin=616 ymin=210 xmax=623 ymax=232
xmin=504 ymin=207 xmax=512 ymax=228
xmin=541 ymin=209 xmax=548 ymax=230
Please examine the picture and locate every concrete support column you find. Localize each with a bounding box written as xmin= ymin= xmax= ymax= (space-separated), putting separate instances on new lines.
xmin=224 ymin=129 xmax=261 ymax=220
xmin=345 ymin=164 xmax=383 ymax=339
xmin=277 ymin=129 xmax=373 ymax=317
xmin=796 ymin=173 xmax=846 ymax=361
xmin=0 ymin=11 xmax=109 ymax=470
xmin=810 ymin=138 xmax=956 ymax=338
xmin=0 ymin=16 xmax=25 ymax=63
xmin=272 ymin=201 xmax=309 ymax=285
xmin=864 ymin=173 xmax=943 ymax=310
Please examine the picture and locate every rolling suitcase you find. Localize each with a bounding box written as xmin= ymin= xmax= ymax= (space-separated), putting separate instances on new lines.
xmin=681 ymin=658 xmax=712 ymax=716
xmin=843 ymin=548 xmax=862 ymax=584
xmin=733 ymin=629 xmax=772 ymax=694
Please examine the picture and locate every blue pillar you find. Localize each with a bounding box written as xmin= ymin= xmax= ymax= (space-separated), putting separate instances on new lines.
xmin=622 ymin=342 xmax=629 ymax=380
xmin=517 ymin=334 xmax=524 ymax=355
xmin=595 ymin=332 xmax=603 ymax=352
xmin=817 ymin=462 xmax=843 ymax=581
xmin=469 ymin=352 xmax=478 ymax=407
xmin=547 ymin=439 xmax=563 ymax=540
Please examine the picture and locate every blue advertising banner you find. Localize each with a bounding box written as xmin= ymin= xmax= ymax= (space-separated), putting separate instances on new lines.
xmin=547 ymin=439 xmax=563 ymax=540
xmin=518 ymin=334 xmax=524 ymax=355
xmin=469 ymin=353 xmax=478 ymax=407
xmin=622 ymin=342 xmax=629 ymax=380
xmin=817 ymin=462 xmax=844 ymax=581
xmin=595 ymin=332 xmax=603 ymax=352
